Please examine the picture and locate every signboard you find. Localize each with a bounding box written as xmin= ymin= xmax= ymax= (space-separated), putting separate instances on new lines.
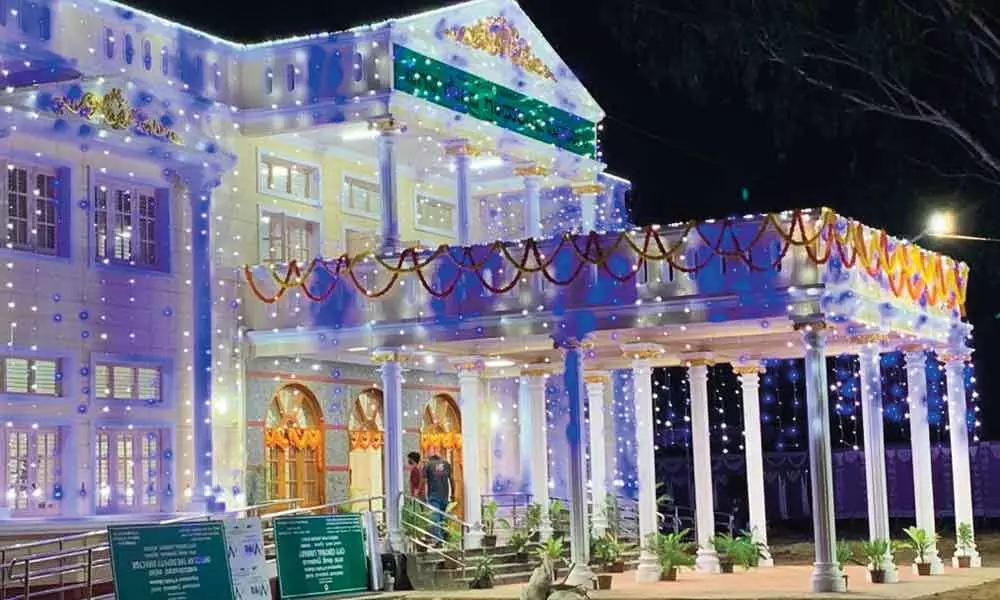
xmin=108 ymin=522 xmax=235 ymax=600
xmin=224 ymin=518 xmax=273 ymax=600
xmin=273 ymin=514 xmax=369 ymax=599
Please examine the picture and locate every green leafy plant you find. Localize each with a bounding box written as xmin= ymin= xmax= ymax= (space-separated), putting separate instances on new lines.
xmin=956 ymin=522 xmax=974 ymax=556
xmin=645 ymin=530 xmax=695 ymax=574
xmin=903 ymin=527 xmax=938 ymax=564
xmin=730 ymin=533 xmax=763 ymax=570
xmin=536 ymin=536 xmax=565 ymax=567
xmin=482 ymin=499 xmax=511 ymax=536
xmin=469 ymin=555 xmax=495 ymax=589
xmin=712 ymin=534 xmax=736 ymax=560
xmin=510 ymin=530 xmax=530 ymax=556
xmin=592 ymin=534 xmax=625 ymax=567
xmin=859 ymin=539 xmax=890 ymax=569
xmin=526 ymin=502 xmax=543 ymax=534
xmin=603 ymin=496 xmax=620 ymax=539
xmin=401 ymin=499 xmax=429 ymax=539
xmin=835 ymin=540 xmax=854 ymax=570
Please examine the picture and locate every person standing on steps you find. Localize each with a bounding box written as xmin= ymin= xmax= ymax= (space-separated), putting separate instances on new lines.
xmin=407 ymin=451 xmax=423 ymax=498
xmin=423 ymin=452 xmax=454 ymax=544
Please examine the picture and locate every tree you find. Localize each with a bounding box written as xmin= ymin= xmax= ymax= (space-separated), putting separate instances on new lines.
xmin=602 ymin=0 xmax=1000 ymax=188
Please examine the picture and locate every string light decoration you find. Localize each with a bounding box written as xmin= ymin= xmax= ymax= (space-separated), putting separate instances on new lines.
xmin=612 ymin=370 xmax=638 ymax=497
xmin=924 ymin=352 xmax=948 ymax=444
xmin=965 ymin=363 xmax=982 ymax=443
xmin=828 ymin=355 xmax=861 ymax=450
xmin=760 ymin=361 xmax=779 ymax=451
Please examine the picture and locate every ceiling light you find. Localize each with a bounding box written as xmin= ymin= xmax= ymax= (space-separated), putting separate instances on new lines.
xmin=484 ymin=358 xmax=515 ymax=368
xmin=346 ymin=346 xmax=369 ymax=352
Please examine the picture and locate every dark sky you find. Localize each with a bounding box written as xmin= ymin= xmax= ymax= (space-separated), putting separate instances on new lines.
xmin=128 ymin=0 xmax=1000 ymax=437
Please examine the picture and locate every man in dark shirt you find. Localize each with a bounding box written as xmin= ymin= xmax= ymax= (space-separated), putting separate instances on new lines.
xmin=407 ymin=452 xmax=423 ymax=497
xmin=422 ymin=453 xmax=454 ymax=542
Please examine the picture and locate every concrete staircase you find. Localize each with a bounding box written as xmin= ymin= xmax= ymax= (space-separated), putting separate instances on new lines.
xmin=409 ymin=543 xmax=641 ymax=590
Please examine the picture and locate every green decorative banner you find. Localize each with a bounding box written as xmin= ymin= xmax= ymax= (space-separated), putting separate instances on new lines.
xmin=273 ymin=514 xmax=369 ymax=599
xmin=393 ymin=45 xmax=597 ymax=157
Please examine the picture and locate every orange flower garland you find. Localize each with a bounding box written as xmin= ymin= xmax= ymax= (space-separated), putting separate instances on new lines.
xmin=350 ymin=429 xmax=385 ymax=451
xmin=420 ymin=431 xmax=463 ymax=452
xmin=244 ymin=208 xmax=969 ymax=314
xmin=265 ymin=427 xmax=322 ymax=451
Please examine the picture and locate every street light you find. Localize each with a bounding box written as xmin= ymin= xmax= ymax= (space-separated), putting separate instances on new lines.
xmin=925 ymin=210 xmax=1000 ymax=243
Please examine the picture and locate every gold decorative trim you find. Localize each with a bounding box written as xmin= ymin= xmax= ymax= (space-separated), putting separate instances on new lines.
xmin=847 ymin=333 xmax=892 ymax=346
xmin=732 ymin=365 xmax=765 ymax=376
xmin=444 ymin=141 xmax=480 ymax=157
xmin=685 ymin=358 xmax=715 ymax=368
xmin=513 ymin=165 xmax=548 ymax=177
xmin=898 ymin=343 xmax=926 ymax=354
xmin=793 ymin=320 xmax=828 ymax=332
xmin=443 ymin=16 xmax=556 ymax=81
xmin=584 ymin=373 xmax=610 ymax=384
xmin=449 ymin=357 xmax=485 ymax=373
xmin=521 ymin=366 xmax=551 ymax=377
xmin=371 ymin=349 xmax=412 ymax=364
xmin=572 ymin=183 xmax=604 ymax=195
xmin=52 ymin=88 xmax=182 ymax=144
xmin=369 ymin=115 xmax=405 ymax=134
xmin=940 ymin=350 xmax=972 ymax=364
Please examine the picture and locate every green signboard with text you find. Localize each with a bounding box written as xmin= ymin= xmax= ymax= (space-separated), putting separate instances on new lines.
xmin=108 ymin=522 xmax=235 ymax=600
xmin=273 ymin=514 xmax=369 ymax=599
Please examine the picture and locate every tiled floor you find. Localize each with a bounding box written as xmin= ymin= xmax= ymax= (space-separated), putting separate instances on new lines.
xmin=406 ymin=565 xmax=1000 ymax=600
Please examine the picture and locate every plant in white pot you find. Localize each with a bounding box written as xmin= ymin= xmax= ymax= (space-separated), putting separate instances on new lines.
xmin=955 ymin=522 xmax=974 ymax=568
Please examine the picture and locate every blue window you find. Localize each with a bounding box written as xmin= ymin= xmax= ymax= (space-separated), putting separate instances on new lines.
xmin=1 ymin=162 xmax=71 ymax=257
xmin=124 ymin=34 xmax=134 ymax=65
xmin=104 ymin=28 xmax=115 ymax=60
xmin=142 ymin=40 xmax=152 ymax=71
xmin=93 ymin=182 xmax=170 ymax=271
xmin=265 ymin=67 xmax=273 ymax=94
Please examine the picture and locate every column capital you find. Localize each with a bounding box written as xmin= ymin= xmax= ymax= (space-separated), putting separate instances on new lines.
xmin=449 ymin=356 xmax=485 ymax=374
xmin=792 ymin=319 xmax=828 ymax=332
xmin=898 ymin=343 xmax=928 ymax=356
xmin=521 ymin=364 xmax=553 ymax=378
xmin=584 ymin=372 xmax=610 ymax=384
xmin=733 ymin=364 xmax=765 ymax=376
xmin=444 ymin=139 xmax=480 ymax=157
xmin=683 ymin=354 xmax=715 ymax=368
xmin=571 ymin=182 xmax=604 ymax=195
xmin=621 ymin=343 xmax=663 ymax=361
xmin=514 ymin=165 xmax=548 ymax=178
xmin=371 ymin=348 xmax=413 ymax=364
xmin=369 ymin=115 xmax=406 ymax=134
xmin=847 ymin=332 xmax=892 ymax=347
xmin=940 ymin=349 xmax=973 ymax=364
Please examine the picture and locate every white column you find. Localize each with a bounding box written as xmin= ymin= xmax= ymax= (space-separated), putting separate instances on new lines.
xmin=858 ymin=341 xmax=898 ymax=581
xmin=447 ymin=141 xmax=473 ymax=246
xmin=903 ymin=348 xmax=943 ymax=574
xmin=373 ymin=349 xmax=410 ymax=552
xmin=688 ymin=359 xmax=720 ymax=573
xmin=520 ymin=367 xmax=553 ymax=539
xmin=623 ymin=343 xmax=662 ymax=582
xmin=451 ymin=357 xmax=485 ymax=548
xmin=799 ymin=322 xmax=845 ymax=593
xmin=515 ymin=166 xmax=546 ymax=238
xmin=371 ymin=116 xmax=402 ymax=253
xmin=585 ymin=372 xmax=610 ymax=539
xmin=734 ymin=364 xmax=773 ymax=567
xmin=561 ymin=340 xmax=592 ymax=577
xmin=573 ymin=183 xmax=602 ymax=233
xmin=944 ymin=348 xmax=979 ymax=567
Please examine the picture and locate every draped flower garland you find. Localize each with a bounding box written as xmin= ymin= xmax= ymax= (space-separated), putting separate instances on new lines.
xmin=265 ymin=427 xmax=322 ymax=451
xmin=244 ymin=208 xmax=969 ymax=314
xmin=420 ymin=431 xmax=463 ymax=452
xmin=350 ymin=429 xmax=385 ymax=451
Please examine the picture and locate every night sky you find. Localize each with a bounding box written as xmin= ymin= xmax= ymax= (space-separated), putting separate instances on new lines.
xmin=126 ymin=0 xmax=1000 ymax=438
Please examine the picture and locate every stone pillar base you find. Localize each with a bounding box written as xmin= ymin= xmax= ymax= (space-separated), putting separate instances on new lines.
xmin=635 ymin=553 xmax=660 ymax=582
xmin=465 ymin=525 xmax=484 ymax=550
xmin=952 ymin=553 xmax=982 ymax=568
xmin=758 ymin=556 xmax=775 ymax=568
xmin=695 ymin=547 xmax=720 ymax=573
xmin=563 ymin=563 xmax=594 ymax=587
xmin=811 ymin=563 xmax=846 ymax=593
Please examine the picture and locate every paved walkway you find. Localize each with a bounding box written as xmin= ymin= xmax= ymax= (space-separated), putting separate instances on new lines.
xmin=407 ymin=566 xmax=1000 ymax=600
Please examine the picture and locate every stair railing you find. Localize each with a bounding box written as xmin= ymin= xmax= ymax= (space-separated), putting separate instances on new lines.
xmin=400 ymin=494 xmax=469 ymax=576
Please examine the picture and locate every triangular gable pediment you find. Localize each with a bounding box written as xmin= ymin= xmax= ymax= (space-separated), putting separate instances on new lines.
xmin=390 ymin=0 xmax=604 ymax=123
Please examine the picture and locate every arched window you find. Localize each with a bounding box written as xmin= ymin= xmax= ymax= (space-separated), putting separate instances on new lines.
xmin=419 ymin=393 xmax=464 ymax=516
xmin=265 ymin=384 xmax=324 ymax=507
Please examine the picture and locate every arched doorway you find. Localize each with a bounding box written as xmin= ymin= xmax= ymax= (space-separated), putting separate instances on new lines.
xmin=264 ymin=384 xmax=325 ymax=507
xmin=420 ymin=393 xmax=464 ymax=518
xmin=348 ymin=388 xmax=384 ymax=508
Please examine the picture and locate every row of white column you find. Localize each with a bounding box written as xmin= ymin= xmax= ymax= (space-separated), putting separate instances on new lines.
xmin=373 ymin=329 xmax=980 ymax=591
xmin=371 ymin=117 xmax=601 ymax=251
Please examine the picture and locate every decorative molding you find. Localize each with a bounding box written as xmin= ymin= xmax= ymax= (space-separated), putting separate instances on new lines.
xmin=898 ymin=343 xmax=927 ymax=354
xmin=369 ymin=115 xmax=405 ymax=134
xmin=370 ymin=349 xmax=413 ymax=364
xmin=448 ymin=356 xmax=485 ymax=373
xmin=792 ymin=319 xmax=828 ymax=332
xmin=444 ymin=140 xmax=480 ymax=157
xmin=443 ymin=16 xmax=557 ymax=81
xmin=51 ymin=88 xmax=182 ymax=144
xmin=684 ymin=358 xmax=715 ymax=368
xmin=847 ymin=333 xmax=892 ymax=347
xmin=513 ymin=165 xmax=549 ymax=177
xmin=584 ymin=372 xmax=610 ymax=384
xmin=732 ymin=365 xmax=765 ymax=376
xmin=621 ymin=343 xmax=663 ymax=361
xmin=572 ymin=183 xmax=604 ymax=195
xmin=940 ymin=350 xmax=973 ymax=364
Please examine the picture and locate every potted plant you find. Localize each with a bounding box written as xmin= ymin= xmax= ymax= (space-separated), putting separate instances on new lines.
xmin=730 ymin=533 xmax=762 ymax=570
xmin=481 ymin=499 xmax=510 ymax=548
xmin=836 ymin=540 xmax=854 ymax=590
xmin=469 ymin=555 xmax=495 ymax=589
xmin=592 ymin=534 xmax=625 ymax=589
xmin=712 ymin=534 xmax=736 ymax=573
xmin=645 ymin=529 xmax=695 ymax=581
xmin=510 ymin=530 xmax=530 ymax=559
xmin=903 ymin=526 xmax=938 ymax=576
xmin=402 ymin=500 xmax=429 ymax=549
xmin=536 ymin=536 xmax=565 ymax=579
xmin=526 ymin=503 xmax=543 ymax=542
xmin=955 ymin=522 xmax=974 ymax=568
xmin=549 ymin=499 xmax=567 ymax=538
xmin=859 ymin=539 xmax=890 ymax=583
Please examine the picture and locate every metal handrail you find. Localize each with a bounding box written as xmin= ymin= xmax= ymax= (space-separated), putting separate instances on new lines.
xmin=400 ymin=494 xmax=469 ymax=576
xmin=1 ymin=496 xmax=386 ymax=600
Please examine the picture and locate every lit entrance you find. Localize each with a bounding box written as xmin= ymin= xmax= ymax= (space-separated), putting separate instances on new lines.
xmin=419 ymin=393 xmax=464 ymax=518
xmin=264 ymin=383 xmax=325 ymax=507
xmin=348 ymin=388 xmax=384 ymax=510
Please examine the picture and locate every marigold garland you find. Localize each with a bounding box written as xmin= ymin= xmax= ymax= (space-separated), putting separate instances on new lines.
xmin=265 ymin=427 xmax=322 ymax=451
xmin=420 ymin=431 xmax=463 ymax=451
xmin=350 ymin=429 xmax=385 ymax=451
xmin=244 ymin=208 xmax=969 ymax=314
